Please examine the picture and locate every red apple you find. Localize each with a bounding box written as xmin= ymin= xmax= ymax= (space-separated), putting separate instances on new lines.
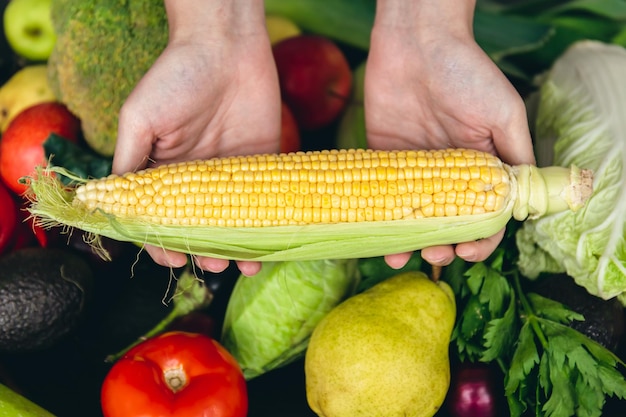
xmin=0 ymin=101 xmax=81 ymax=195
xmin=280 ymin=101 xmax=301 ymax=153
xmin=273 ymin=35 xmax=352 ymax=130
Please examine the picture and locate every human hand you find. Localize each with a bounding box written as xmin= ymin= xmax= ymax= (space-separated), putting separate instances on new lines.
xmin=112 ymin=1 xmax=280 ymax=275
xmin=365 ymin=1 xmax=535 ymax=269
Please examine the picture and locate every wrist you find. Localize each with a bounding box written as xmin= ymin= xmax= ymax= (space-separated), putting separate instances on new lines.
xmin=165 ymin=0 xmax=266 ymax=42
xmin=373 ymin=0 xmax=476 ymax=41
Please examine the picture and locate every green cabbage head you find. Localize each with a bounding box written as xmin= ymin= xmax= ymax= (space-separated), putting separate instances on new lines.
xmin=516 ymin=41 xmax=626 ymax=301
xmin=221 ymin=259 xmax=359 ymax=379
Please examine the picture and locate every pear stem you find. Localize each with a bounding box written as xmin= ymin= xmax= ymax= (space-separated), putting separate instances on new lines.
xmin=431 ymin=265 xmax=442 ymax=282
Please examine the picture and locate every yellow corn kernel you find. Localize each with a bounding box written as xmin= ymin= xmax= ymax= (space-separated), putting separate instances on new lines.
xmin=73 ymin=148 xmax=512 ymax=227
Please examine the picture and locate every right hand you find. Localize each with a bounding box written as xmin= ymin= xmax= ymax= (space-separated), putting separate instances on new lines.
xmin=112 ymin=8 xmax=281 ymax=276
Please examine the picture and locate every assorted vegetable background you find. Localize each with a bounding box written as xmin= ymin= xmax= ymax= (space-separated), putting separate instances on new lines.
xmin=0 ymin=0 xmax=626 ymax=416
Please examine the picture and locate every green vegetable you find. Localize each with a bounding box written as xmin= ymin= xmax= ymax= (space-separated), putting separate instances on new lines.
xmin=104 ymin=265 xmax=214 ymax=363
xmin=221 ymin=259 xmax=359 ymax=380
xmin=0 ymin=383 xmax=56 ymax=417
xmin=265 ymin=0 xmax=553 ymax=75
xmin=446 ymin=246 xmax=626 ymax=417
xmin=47 ymin=0 xmax=168 ymax=156
xmin=482 ymin=0 xmax=626 ymax=77
xmin=264 ymin=0 xmax=374 ymax=50
xmin=516 ymin=40 xmax=626 ymax=301
xmin=44 ymin=134 xmax=112 ymax=184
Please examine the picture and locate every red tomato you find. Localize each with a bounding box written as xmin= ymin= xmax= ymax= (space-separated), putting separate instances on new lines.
xmin=0 ymin=102 xmax=81 ymax=195
xmin=101 ymin=331 xmax=247 ymax=417
xmin=0 ymin=181 xmax=18 ymax=254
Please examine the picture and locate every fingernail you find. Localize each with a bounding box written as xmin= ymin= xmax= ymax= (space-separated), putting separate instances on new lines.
xmin=456 ymin=250 xmax=477 ymax=262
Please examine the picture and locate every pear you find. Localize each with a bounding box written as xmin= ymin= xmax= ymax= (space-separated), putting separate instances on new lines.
xmin=305 ymin=271 xmax=456 ymax=417
xmin=0 ymin=65 xmax=56 ymax=132
xmin=265 ymin=15 xmax=301 ymax=45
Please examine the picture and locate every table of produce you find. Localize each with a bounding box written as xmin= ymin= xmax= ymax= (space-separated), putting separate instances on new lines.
xmin=1 ymin=1 xmax=625 ymax=417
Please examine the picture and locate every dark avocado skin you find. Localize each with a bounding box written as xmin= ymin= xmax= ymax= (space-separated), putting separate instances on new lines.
xmin=0 ymin=247 xmax=93 ymax=352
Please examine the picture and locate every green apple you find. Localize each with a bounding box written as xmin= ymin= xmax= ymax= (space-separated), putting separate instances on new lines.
xmin=3 ymin=0 xmax=56 ymax=61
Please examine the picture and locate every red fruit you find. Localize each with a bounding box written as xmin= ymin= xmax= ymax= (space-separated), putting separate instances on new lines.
xmin=273 ymin=35 xmax=352 ymax=130
xmin=20 ymin=208 xmax=52 ymax=248
xmin=280 ymin=102 xmax=301 ymax=153
xmin=9 ymin=220 xmax=40 ymax=252
xmin=447 ymin=362 xmax=503 ymax=417
xmin=101 ymin=332 xmax=247 ymax=417
xmin=5 ymin=199 xmax=49 ymax=253
xmin=0 ymin=181 xmax=18 ymax=255
xmin=0 ymin=101 xmax=81 ymax=195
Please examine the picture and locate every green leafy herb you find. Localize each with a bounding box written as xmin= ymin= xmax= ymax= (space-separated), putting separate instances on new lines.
xmin=447 ymin=241 xmax=626 ymax=417
xmin=44 ymin=133 xmax=112 ymax=184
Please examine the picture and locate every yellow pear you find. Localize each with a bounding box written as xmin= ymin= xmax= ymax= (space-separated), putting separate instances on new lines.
xmin=265 ymin=15 xmax=301 ymax=45
xmin=305 ymin=271 xmax=456 ymax=417
xmin=0 ymin=65 xmax=56 ymax=132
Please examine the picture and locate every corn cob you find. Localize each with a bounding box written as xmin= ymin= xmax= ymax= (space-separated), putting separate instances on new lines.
xmin=26 ymin=148 xmax=593 ymax=262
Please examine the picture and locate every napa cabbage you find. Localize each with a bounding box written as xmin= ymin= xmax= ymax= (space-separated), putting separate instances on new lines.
xmin=516 ymin=41 xmax=626 ymax=302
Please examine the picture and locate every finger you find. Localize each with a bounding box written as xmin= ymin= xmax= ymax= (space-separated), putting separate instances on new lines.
xmin=420 ymin=245 xmax=457 ymax=267
xmin=454 ymin=228 xmax=505 ymax=262
xmin=383 ymin=252 xmax=413 ymax=269
xmin=112 ymin=107 xmax=155 ymax=175
xmin=144 ymin=244 xmax=188 ymax=268
xmin=235 ymin=261 xmax=263 ymax=277
xmin=492 ymin=98 xmax=536 ymax=166
xmin=194 ymin=256 xmax=231 ymax=274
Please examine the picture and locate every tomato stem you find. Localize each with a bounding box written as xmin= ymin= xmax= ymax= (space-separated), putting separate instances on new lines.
xmin=163 ymin=367 xmax=188 ymax=393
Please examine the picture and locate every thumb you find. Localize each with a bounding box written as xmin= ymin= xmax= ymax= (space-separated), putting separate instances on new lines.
xmin=492 ymin=103 xmax=536 ymax=167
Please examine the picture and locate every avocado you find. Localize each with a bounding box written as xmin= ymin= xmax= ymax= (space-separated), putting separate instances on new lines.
xmin=0 ymin=247 xmax=93 ymax=353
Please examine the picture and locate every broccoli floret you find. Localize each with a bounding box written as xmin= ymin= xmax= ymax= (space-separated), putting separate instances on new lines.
xmin=48 ymin=0 xmax=168 ymax=156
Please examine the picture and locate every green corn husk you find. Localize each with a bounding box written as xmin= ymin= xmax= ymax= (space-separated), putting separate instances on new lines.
xmin=25 ymin=160 xmax=590 ymax=263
